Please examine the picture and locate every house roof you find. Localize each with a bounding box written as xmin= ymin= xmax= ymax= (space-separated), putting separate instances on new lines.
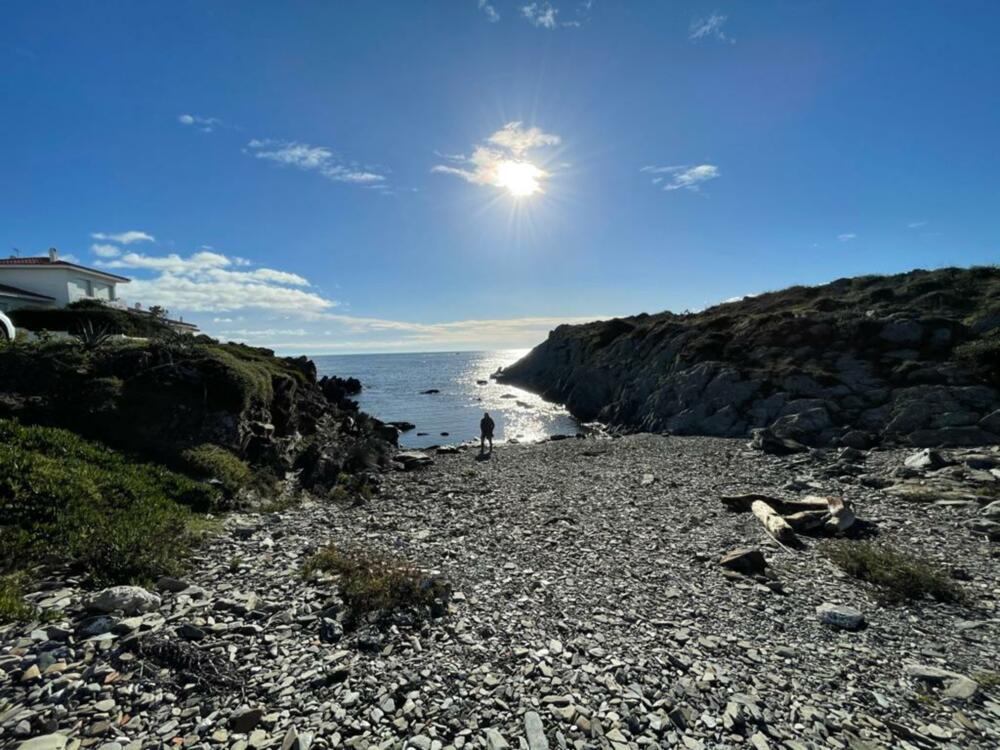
xmin=0 ymin=283 xmax=56 ymax=302
xmin=0 ymin=256 xmax=131 ymax=283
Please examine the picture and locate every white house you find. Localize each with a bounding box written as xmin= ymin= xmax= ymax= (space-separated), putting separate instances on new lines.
xmin=0 ymin=248 xmax=197 ymax=333
xmin=0 ymin=248 xmax=129 ymax=312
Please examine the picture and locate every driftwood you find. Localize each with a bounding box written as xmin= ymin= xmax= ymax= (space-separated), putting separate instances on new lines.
xmin=784 ymin=510 xmax=827 ymax=533
xmin=721 ymin=493 xmax=829 ymax=515
xmin=824 ymin=496 xmax=856 ymax=533
xmin=725 ymin=494 xmax=856 ymax=537
xmin=751 ymin=500 xmax=798 ymax=544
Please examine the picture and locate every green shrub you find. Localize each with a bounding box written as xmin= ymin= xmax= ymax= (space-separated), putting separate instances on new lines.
xmin=0 ymin=574 xmax=34 ymax=623
xmin=822 ymin=540 xmax=967 ymax=605
xmin=0 ymin=419 xmax=219 ymax=585
xmin=181 ymin=444 xmax=253 ymax=496
xmin=10 ymin=304 xmax=174 ymax=338
xmin=302 ymin=545 xmax=449 ymax=625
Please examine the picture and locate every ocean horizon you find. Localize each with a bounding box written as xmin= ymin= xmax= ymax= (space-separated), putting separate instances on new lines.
xmin=312 ymin=349 xmax=580 ymax=449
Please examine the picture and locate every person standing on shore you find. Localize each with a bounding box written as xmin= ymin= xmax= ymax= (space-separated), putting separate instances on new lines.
xmin=479 ymin=411 xmax=495 ymax=454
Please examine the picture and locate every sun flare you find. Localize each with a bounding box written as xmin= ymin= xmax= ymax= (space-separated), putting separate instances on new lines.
xmin=495 ymin=159 xmax=544 ymax=197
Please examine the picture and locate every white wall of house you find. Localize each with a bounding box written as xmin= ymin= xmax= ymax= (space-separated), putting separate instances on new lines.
xmin=0 ymin=268 xmax=121 ymax=307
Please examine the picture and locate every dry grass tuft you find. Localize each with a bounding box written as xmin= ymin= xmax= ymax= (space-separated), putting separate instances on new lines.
xmin=822 ymin=540 xmax=967 ymax=605
xmin=302 ymin=545 xmax=449 ymax=625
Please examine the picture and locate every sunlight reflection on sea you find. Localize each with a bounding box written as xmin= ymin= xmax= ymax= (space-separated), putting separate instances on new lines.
xmin=312 ymin=350 xmax=580 ymax=449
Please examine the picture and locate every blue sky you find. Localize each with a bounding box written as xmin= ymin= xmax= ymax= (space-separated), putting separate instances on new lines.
xmin=2 ymin=1 xmax=998 ymax=353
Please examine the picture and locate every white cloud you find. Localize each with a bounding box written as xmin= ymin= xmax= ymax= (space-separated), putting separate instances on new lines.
xmin=90 ymin=243 xmax=121 ymax=258
xmin=246 ymin=139 xmax=386 ymax=185
xmin=101 ymin=250 xmax=232 ymax=273
xmin=522 ymin=2 xmax=558 ymax=28
xmin=91 ymin=230 xmax=154 ymax=245
xmin=838 ymin=233 xmax=857 ymax=242
xmin=218 ymin=328 xmax=309 ymax=338
xmin=907 ymin=221 xmax=928 ymax=229
xmin=477 ymin=0 xmax=500 ymax=22
xmin=689 ymin=12 xmax=734 ymax=44
xmin=432 ymin=122 xmax=561 ymax=191
xmin=178 ymin=113 xmax=222 ymax=132
xmin=98 ymin=250 xmax=331 ymax=314
xmin=641 ymin=164 xmax=720 ymax=192
xmin=487 ymin=121 xmax=561 ymax=155
xmin=60 ymin=253 xmax=80 ymax=264
xmin=213 ymin=313 xmax=604 ymax=352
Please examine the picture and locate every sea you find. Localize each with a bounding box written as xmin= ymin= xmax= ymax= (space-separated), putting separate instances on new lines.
xmin=312 ymin=350 xmax=580 ymax=449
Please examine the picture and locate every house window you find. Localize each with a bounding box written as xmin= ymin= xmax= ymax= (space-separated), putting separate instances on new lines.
xmin=67 ymin=278 xmax=89 ymax=301
xmin=91 ymin=281 xmax=111 ymax=300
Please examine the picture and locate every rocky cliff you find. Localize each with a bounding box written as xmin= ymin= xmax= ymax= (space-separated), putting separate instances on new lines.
xmin=0 ymin=337 xmax=396 ymax=491
xmin=499 ymin=266 xmax=1000 ymax=451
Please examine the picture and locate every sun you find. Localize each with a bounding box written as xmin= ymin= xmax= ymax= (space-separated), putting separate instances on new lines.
xmin=495 ymin=159 xmax=544 ymax=197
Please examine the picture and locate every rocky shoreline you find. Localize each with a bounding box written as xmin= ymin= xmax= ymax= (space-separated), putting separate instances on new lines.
xmin=3 ymin=434 xmax=998 ymax=750
xmin=498 ymin=267 xmax=1000 ymax=452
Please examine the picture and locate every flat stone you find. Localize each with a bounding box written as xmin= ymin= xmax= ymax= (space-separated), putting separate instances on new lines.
xmin=904 ymin=449 xmax=946 ymax=470
xmin=89 ymin=586 xmax=161 ymax=615
xmin=943 ymin=676 xmax=979 ymax=701
xmin=230 ymin=707 xmax=265 ymax=734
xmin=524 ymin=711 xmax=549 ymax=750
xmin=719 ymin=548 xmax=766 ymax=576
xmin=816 ymin=602 xmax=865 ymax=631
xmin=485 ymin=728 xmax=509 ymax=750
xmin=17 ymin=735 xmax=68 ymax=750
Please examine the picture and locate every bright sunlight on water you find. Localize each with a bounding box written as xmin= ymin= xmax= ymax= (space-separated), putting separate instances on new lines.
xmin=312 ymin=350 xmax=580 ymax=449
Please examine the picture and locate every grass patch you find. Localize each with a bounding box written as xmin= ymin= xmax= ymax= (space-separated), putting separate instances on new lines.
xmin=975 ymin=671 xmax=1000 ymax=690
xmin=302 ymin=545 xmax=449 ymax=626
xmin=181 ymin=443 xmax=254 ymax=497
xmin=0 ymin=573 xmax=34 ymax=623
xmin=822 ymin=540 xmax=968 ymax=605
xmin=0 ymin=419 xmax=218 ymax=586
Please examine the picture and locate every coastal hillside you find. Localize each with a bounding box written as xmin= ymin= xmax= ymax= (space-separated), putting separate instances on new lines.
xmin=499 ymin=266 xmax=1000 ymax=451
xmin=0 ymin=336 xmax=396 ymax=493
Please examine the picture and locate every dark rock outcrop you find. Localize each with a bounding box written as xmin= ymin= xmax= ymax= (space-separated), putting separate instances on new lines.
xmin=0 ymin=338 xmax=394 ymax=490
xmin=499 ymin=267 xmax=1000 ymax=449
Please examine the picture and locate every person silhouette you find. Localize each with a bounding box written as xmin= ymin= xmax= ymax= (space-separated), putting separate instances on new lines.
xmin=479 ymin=411 xmax=495 ymax=454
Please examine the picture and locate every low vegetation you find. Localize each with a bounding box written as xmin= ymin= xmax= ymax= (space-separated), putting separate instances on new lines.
xmin=955 ymin=331 xmax=1000 ymax=387
xmin=180 ymin=443 xmax=254 ymax=497
xmin=10 ymin=299 xmax=178 ymax=338
xmin=822 ymin=540 xmax=967 ymax=605
xmin=0 ymin=573 xmax=34 ymax=623
xmin=302 ymin=545 xmax=449 ymax=625
xmin=974 ymin=671 xmax=1000 ymax=691
xmin=0 ymin=419 xmax=219 ymax=600
xmin=0 ymin=336 xmax=312 ymax=458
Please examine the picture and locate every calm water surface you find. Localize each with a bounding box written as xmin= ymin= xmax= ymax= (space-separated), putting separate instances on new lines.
xmin=312 ymin=350 xmax=580 ymax=449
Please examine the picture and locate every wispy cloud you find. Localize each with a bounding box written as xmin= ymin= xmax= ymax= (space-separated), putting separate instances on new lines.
xmin=432 ymin=122 xmax=561 ymax=191
xmin=216 ymin=313 xmax=604 ymax=352
xmin=837 ymin=233 xmax=857 ymax=242
xmin=178 ymin=113 xmax=223 ymax=132
xmin=246 ymin=139 xmax=387 ymax=186
xmin=90 ymin=243 xmax=121 ymax=258
xmin=689 ymin=12 xmax=734 ymax=44
xmin=477 ymin=0 xmax=500 ymax=22
xmin=97 ymin=250 xmax=330 ymax=314
xmin=907 ymin=221 xmax=928 ymax=229
xmin=522 ymin=2 xmax=558 ymax=28
xmin=641 ymin=164 xmax=720 ymax=192
xmin=91 ymin=230 xmax=154 ymax=245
